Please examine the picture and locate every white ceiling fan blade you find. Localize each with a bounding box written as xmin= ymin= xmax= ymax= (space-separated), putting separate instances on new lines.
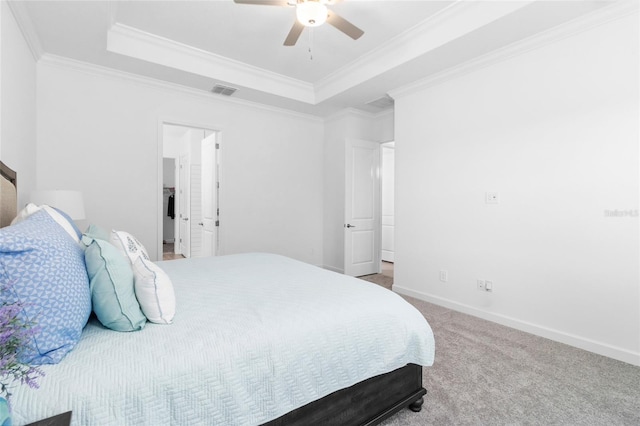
xmin=283 ymin=21 xmax=305 ymax=46
xmin=233 ymin=0 xmax=289 ymax=6
xmin=326 ymin=11 xmax=364 ymax=40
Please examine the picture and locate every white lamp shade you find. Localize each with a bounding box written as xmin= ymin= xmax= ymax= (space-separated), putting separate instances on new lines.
xmin=31 ymin=190 xmax=86 ymax=220
xmin=296 ymin=1 xmax=327 ymax=27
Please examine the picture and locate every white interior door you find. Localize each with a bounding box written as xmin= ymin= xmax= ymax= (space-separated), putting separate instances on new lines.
xmin=344 ymin=138 xmax=381 ymax=276
xmin=178 ymin=153 xmax=190 ymax=257
xmin=189 ymin=165 xmax=203 ymax=257
xmin=201 ymin=134 xmax=217 ymax=257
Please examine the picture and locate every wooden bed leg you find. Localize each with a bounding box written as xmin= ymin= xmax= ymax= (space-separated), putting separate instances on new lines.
xmin=409 ymin=395 xmax=425 ymax=413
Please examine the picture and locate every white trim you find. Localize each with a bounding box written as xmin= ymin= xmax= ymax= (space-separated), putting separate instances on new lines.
xmin=107 ymin=23 xmax=315 ymax=104
xmin=372 ymin=108 xmax=394 ymax=122
xmin=324 ymin=108 xmax=394 ymax=134
xmin=324 ymin=106 xmax=394 ymax=123
xmin=38 ymin=54 xmax=323 ymax=124
xmin=393 ymin=285 xmax=640 ymax=367
xmin=315 ymin=0 xmax=533 ymax=103
xmin=323 ymin=264 xmax=344 ymax=274
xmin=156 ymin=120 xmax=165 ymax=262
xmin=6 ymin=0 xmax=44 ymax=61
xmin=324 ymin=107 xmax=379 ymax=123
xmin=390 ymin=0 xmax=638 ymax=100
xmin=106 ymin=2 xmax=531 ymax=106
xmin=157 ymin=119 xmax=224 ymax=261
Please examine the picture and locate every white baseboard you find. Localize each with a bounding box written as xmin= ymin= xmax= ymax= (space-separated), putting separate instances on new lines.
xmin=323 ymin=264 xmax=344 ymax=274
xmin=393 ymin=285 xmax=640 ymax=367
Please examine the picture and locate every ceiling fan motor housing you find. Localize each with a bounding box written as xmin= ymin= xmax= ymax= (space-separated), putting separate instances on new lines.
xmin=233 ymin=0 xmax=363 ymax=46
xmin=296 ymin=1 xmax=328 ymax=27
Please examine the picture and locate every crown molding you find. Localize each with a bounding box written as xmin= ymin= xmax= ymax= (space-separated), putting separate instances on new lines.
xmin=324 ymin=107 xmax=372 ymax=124
xmin=372 ymin=108 xmax=394 ymax=121
xmin=7 ymin=0 xmax=44 ymax=61
xmin=107 ymin=23 xmax=315 ymax=104
xmin=324 ymin=106 xmax=393 ymax=124
xmin=389 ymin=0 xmax=638 ymax=101
xmin=105 ymin=1 xmax=532 ymax=107
xmin=315 ymin=0 xmax=534 ymax=103
xmin=38 ymin=54 xmax=323 ymax=124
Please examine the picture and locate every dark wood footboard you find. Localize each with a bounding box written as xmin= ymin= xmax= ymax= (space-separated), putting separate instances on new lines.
xmin=263 ymin=363 xmax=426 ymax=426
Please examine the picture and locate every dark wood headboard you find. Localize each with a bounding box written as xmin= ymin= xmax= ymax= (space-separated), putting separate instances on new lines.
xmin=0 ymin=160 xmax=17 ymax=227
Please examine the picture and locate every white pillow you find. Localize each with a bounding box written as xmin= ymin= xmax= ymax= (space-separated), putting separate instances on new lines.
xmin=131 ymin=257 xmax=176 ymax=324
xmin=110 ymin=230 xmax=150 ymax=263
xmin=11 ymin=203 xmax=42 ymax=225
xmin=11 ymin=203 xmax=81 ymax=243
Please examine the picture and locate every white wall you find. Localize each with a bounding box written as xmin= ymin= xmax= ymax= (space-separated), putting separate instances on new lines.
xmin=36 ymin=59 xmax=324 ymax=265
xmin=1 ymin=2 xmax=36 ymax=208
xmin=162 ymin=125 xmax=184 ymax=246
xmin=393 ymin=13 xmax=639 ymax=365
xmin=322 ymin=109 xmax=394 ymax=272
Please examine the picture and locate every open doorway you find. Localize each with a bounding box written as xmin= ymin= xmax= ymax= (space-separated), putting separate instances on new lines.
xmin=162 ymin=157 xmax=180 ymax=259
xmin=160 ymin=123 xmax=220 ymax=261
xmin=357 ymin=140 xmax=394 ymax=290
xmin=344 ymin=138 xmax=395 ymax=282
xmin=380 ymin=141 xmax=395 ymax=279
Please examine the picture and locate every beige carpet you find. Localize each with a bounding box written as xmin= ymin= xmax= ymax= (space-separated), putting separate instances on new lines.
xmin=359 ymin=273 xmax=393 ymax=290
xmin=357 ymin=275 xmax=640 ymax=426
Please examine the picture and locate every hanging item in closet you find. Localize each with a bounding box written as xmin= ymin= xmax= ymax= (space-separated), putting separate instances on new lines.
xmin=168 ymin=194 xmax=175 ymax=219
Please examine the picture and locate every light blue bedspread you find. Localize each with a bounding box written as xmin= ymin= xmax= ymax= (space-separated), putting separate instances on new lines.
xmin=10 ymin=253 xmax=435 ymax=425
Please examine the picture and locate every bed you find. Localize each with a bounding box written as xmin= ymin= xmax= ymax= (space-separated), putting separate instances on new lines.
xmin=0 ymin=161 xmax=435 ymax=426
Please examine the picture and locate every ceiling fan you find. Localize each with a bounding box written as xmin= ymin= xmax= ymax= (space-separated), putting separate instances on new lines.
xmin=233 ymin=0 xmax=364 ymax=46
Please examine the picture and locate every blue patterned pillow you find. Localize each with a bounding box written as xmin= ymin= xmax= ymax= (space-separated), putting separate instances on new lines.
xmin=0 ymin=210 xmax=91 ymax=364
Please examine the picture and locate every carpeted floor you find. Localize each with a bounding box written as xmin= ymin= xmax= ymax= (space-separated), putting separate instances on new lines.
xmin=359 ymin=272 xmax=393 ymax=290
xmin=358 ymin=273 xmax=640 ymax=426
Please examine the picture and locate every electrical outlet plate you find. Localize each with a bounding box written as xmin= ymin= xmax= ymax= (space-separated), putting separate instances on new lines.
xmin=477 ymin=279 xmax=494 ymax=292
xmin=439 ymin=270 xmax=448 ymax=282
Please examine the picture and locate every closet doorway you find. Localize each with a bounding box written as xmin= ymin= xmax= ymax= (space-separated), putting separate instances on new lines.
xmin=160 ymin=123 xmax=220 ymax=261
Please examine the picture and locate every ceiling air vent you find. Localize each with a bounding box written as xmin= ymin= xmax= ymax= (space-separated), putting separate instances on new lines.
xmin=365 ymin=95 xmax=394 ymax=110
xmin=211 ymin=84 xmax=237 ymax=96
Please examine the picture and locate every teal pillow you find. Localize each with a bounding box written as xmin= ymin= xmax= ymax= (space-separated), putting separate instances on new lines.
xmin=83 ymin=236 xmax=146 ymax=332
xmin=84 ymin=224 xmax=110 ymax=241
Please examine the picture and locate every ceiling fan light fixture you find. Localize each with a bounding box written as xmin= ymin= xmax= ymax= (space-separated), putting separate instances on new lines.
xmin=296 ymin=1 xmax=328 ymax=27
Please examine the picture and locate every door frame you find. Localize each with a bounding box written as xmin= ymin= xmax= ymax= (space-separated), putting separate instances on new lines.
xmin=156 ymin=118 xmax=223 ymax=261
xmin=380 ymin=141 xmax=395 ymax=263
xmin=178 ymin=151 xmax=191 ymax=258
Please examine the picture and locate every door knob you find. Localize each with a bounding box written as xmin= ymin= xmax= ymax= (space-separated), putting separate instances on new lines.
xmin=182 ymin=217 xmax=189 ymax=221
xmin=198 ymin=222 xmax=204 ymax=226
xmin=345 ymin=224 xmax=356 ymax=228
